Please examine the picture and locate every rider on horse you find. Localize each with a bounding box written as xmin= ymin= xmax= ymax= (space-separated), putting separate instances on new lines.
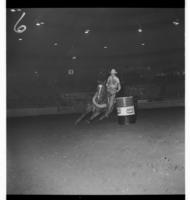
xmin=75 ymin=69 xmax=121 ymax=124
xmin=104 ymin=68 xmax=121 ymax=118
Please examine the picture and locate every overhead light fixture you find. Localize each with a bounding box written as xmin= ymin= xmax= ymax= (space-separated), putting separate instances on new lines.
xmin=17 ymin=9 xmax=22 ymax=11
xmin=18 ymin=38 xmax=23 ymax=41
xmin=84 ymin=29 xmax=90 ymax=34
xmin=104 ymin=46 xmax=108 ymax=49
xmin=72 ymin=56 xmax=77 ymax=60
xmin=53 ymin=42 xmax=58 ymax=46
xmin=36 ymin=22 xmax=41 ymax=26
xmin=173 ymin=21 xmax=180 ymax=26
xmin=10 ymin=9 xmax=16 ymax=12
xmin=138 ymin=28 xmax=143 ymax=32
xmin=40 ymin=22 xmax=45 ymax=25
xmin=141 ymin=43 xmax=145 ymax=46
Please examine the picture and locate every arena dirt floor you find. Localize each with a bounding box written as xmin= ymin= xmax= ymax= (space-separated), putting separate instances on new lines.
xmin=7 ymin=107 xmax=185 ymax=194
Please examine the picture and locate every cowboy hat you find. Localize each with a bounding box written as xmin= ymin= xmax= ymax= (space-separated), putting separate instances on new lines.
xmin=110 ymin=69 xmax=118 ymax=74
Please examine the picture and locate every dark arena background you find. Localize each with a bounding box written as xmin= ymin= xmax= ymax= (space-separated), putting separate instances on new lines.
xmin=7 ymin=8 xmax=185 ymax=195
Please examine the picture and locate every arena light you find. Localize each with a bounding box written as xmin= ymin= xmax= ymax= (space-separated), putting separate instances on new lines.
xmin=84 ymin=29 xmax=90 ymax=34
xmin=104 ymin=46 xmax=108 ymax=49
xmin=34 ymin=71 xmax=40 ymax=78
xmin=53 ymin=42 xmax=58 ymax=46
xmin=40 ymin=22 xmax=45 ymax=25
xmin=17 ymin=9 xmax=22 ymax=12
xmin=36 ymin=22 xmax=41 ymax=26
xmin=72 ymin=56 xmax=77 ymax=60
xmin=10 ymin=9 xmax=16 ymax=12
xmin=141 ymin=43 xmax=145 ymax=46
xmin=138 ymin=28 xmax=143 ymax=32
xmin=18 ymin=38 xmax=23 ymax=41
xmin=173 ymin=21 xmax=180 ymax=26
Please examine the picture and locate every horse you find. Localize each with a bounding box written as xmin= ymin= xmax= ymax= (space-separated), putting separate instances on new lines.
xmin=74 ymin=80 xmax=109 ymax=125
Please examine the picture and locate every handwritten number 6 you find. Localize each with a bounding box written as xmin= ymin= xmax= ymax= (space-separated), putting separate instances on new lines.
xmin=14 ymin=12 xmax=27 ymax=33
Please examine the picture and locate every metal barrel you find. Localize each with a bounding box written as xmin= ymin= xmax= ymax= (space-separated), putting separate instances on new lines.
xmin=116 ymin=96 xmax=134 ymax=107
xmin=116 ymin=96 xmax=137 ymax=125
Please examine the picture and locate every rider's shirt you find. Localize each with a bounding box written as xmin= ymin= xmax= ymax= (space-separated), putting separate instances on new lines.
xmin=106 ymin=75 xmax=121 ymax=94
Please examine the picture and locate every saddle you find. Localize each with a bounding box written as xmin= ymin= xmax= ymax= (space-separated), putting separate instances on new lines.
xmin=107 ymin=87 xmax=117 ymax=95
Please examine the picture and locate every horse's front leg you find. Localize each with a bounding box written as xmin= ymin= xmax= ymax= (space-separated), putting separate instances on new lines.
xmin=102 ymin=94 xmax=116 ymax=119
xmin=75 ymin=109 xmax=92 ymax=125
xmin=75 ymin=112 xmax=87 ymax=125
xmin=89 ymin=110 xmax=101 ymax=122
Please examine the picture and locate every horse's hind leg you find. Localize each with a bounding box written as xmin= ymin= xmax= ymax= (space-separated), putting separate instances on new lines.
xmin=89 ymin=111 xmax=100 ymax=122
xmin=75 ymin=111 xmax=91 ymax=125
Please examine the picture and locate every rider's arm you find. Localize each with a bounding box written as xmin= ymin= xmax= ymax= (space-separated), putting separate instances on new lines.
xmin=117 ymin=78 xmax=121 ymax=92
xmin=106 ymin=76 xmax=111 ymax=88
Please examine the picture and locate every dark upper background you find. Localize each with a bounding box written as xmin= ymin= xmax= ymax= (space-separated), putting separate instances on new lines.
xmin=7 ymin=8 xmax=185 ymax=108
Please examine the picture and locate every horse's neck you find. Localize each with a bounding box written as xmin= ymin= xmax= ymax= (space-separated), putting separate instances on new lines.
xmin=97 ymin=85 xmax=107 ymax=103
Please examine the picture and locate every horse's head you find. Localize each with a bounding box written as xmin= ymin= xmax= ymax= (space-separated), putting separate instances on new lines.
xmin=96 ymin=80 xmax=106 ymax=103
xmin=91 ymin=80 xmax=107 ymax=109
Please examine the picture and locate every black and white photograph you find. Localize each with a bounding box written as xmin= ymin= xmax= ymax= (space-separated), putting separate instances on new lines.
xmin=5 ymin=5 xmax=186 ymax=197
